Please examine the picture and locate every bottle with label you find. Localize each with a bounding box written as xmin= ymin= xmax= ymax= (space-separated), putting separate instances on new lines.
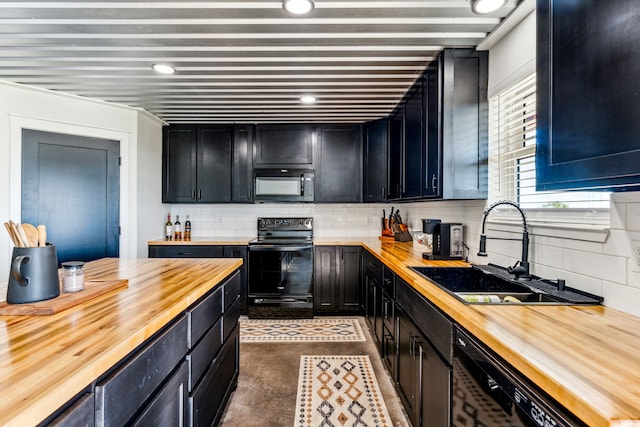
xmin=185 ymin=215 xmax=192 ymax=241
xmin=165 ymin=213 xmax=173 ymax=241
xmin=174 ymin=215 xmax=182 ymax=241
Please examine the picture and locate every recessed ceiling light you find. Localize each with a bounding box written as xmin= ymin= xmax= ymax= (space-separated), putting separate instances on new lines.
xmin=151 ymin=63 xmax=176 ymax=74
xmin=300 ymin=95 xmax=316 ymax=104
xmin=470 ymin=0 xmax=507 ymax=14
xmin=283 ymin=0 xmax=315 ymax=15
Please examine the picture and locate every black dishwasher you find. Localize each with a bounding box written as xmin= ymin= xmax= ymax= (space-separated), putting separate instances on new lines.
xmin=453 ymin=327 xmax=587 ymax=427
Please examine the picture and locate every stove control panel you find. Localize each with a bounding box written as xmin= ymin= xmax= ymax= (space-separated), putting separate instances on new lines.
xmin=257 ymin=217 xmax=313 ymax=231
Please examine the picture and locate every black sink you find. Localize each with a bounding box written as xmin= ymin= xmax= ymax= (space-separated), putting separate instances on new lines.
xmin=410 ymin=264 xmax=603 ymax=305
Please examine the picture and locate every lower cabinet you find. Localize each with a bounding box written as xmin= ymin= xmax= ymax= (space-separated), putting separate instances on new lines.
xmin=313 ymin=246 xmax=362 ymax=314
xmin=43 ymin=270 xmax=241 ymax=427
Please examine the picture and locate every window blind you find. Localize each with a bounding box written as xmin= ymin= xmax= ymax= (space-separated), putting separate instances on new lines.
xmin=488 ymin=73 xmax=610 ymax=212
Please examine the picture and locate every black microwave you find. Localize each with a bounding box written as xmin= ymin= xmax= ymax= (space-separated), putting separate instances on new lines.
xmin=254 ymin=169 xmax=314 ymax=203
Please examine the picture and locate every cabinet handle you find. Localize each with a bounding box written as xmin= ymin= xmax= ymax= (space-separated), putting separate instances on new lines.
xmin=381 ymin=187 xmax=385 ymax=199
xmin=192 ymin=190 xmax=196 ymax=200
xmin=177 ymin=252 xmax=196 ymax=256
xmin=431 ymin=173 xmax=438 ymax=192
xmin=198 ymin=189 xmax=202 ymax=200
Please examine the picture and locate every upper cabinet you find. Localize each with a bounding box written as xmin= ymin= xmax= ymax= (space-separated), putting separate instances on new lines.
xmin=377 ymin=48 xmax=488 ymax=202
xmin=254 ymin=124 xmax=313 ymax=168
xmin=536 ymin=0 xmax=640 ymax=191
xmin=163 ymin=125 xmax=252 ymax=203
xmin=437 ymin=48 xmax=488 ymax=200
xmin=315 ymin=125 xmax=362 ymax=203
xmin=363 ymin=119 xmax=389 ymax=203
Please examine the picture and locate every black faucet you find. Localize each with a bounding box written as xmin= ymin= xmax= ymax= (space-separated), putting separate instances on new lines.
xmin=477 ymin=200 xmax=530 ymax=279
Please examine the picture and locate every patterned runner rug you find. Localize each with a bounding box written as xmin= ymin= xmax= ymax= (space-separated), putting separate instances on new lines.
xmin=240 ymin=318 xmax=366 ymax=343
xmin=294 ymin=355 xmax=391 ymax=427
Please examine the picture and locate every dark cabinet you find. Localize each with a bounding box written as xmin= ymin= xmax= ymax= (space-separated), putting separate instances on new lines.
xmin=314 ymin=246 xmax=362 ymax=313
xmin=254 ymin=124 xmax=313 ymax=167
xmin=132 ymin=361 xmax=189 ymax=427
xmin=402 ymin=81 xmax=425 ymax=199
xmin=232 ymin=125 xmax=254 ymax=202
xmin=46 ymin=391 xmax=94 ymax=427
xmin=363 ymin=119 xmax=388 ymax=202
xmin=163 ymin=125 xmax=232 ymax=203
xmin=315 ymin=125 xmax=362 ymax=202
xmin=363 ymin=251 xmax=384 ymax=348
xmin=163 ymin=125 xmax=253 ymax=204
xmin=387 ymin=107 xmax=404 ymax=200
xmin=436 ymin=48 xmax=488 ymax=199
xmin=536 ymin=0 xmax=640 ymax=191
xmin=396 ymin=308 xmax=450 ymax=427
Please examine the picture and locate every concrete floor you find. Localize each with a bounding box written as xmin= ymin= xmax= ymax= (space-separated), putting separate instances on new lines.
xmin=220 ymin=316 xmax=410 ymax=427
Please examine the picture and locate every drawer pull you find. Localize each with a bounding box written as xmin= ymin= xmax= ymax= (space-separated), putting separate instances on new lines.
xmin=177 ymin=252 xmax=196 ymax=256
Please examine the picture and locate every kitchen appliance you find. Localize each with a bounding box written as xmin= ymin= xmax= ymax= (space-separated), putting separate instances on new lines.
xmin=254 ymin=169 xmax=314 ymax=203
xmin=7 ymin=244 xmax=60 ymax=304
xmin=453 ymin=327 xmax=587 ymax=426
xmin=247 ymin=217 xmax=314 ymax=318
xmin=422 ymin=222 xmax=463 ymax=260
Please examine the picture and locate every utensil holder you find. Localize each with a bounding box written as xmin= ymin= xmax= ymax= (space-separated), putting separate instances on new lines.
xmin=7 ymin=244 xmax=60 ymax=304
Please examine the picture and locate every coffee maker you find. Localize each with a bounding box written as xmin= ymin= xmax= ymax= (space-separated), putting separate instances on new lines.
xmin=421 ymin=219 xmax=463 ymax=260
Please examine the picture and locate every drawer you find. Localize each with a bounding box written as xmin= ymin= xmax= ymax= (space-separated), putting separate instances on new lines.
xmin=187 ymin=318 xmax=223 ymax=391
xmin=223 ymin=297 xmax=240 ymax=342
xmin=189 ymin=287 xmax=222 ymax=347
xmin=47 ymin=392 xmax=95 ymax=427
xmin=223 ymin=271 xmax=241 ymax=311
xmin=148 ymin=245 xmax=224 ymax=258
xmin=382 ymin=266 xmax=395 ymax=298
xmin=189 ymin=324 xmax=239 ymax=427
xmin=364 ymin=250 xmax=383 ymax=284
xmin=131 ymin=361 xmax=188 ymax=427
xmin=95 ymin=315 xmax=188 ymax=427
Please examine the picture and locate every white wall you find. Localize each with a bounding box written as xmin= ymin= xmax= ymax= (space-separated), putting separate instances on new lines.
xmin=0 ymin=81 xmax=164 ymax=285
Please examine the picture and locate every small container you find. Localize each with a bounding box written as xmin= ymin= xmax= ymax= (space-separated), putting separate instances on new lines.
xmin=61 ymin=261 xmax=85 ymax=293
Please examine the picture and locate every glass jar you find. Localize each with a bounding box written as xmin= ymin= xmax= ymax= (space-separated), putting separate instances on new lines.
xmin=61 ymin=261 xmax=85 ymax=292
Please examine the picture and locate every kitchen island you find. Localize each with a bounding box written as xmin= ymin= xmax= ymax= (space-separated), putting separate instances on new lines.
xmin=0 ymin=257 xmax=243 ymax=427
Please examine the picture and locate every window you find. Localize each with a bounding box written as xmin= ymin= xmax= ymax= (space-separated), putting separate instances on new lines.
xmin=488 ymin=73 xmax=610 ymax=216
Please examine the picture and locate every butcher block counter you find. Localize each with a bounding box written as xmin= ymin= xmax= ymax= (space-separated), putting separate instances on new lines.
xmin=0 ymin=257 xmax=242 ymax=427
xmin=357 ymin=237 xmax=640 ymax=427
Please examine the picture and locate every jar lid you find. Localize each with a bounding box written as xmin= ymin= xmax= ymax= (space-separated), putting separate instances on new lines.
xmin=61 ymin=261 xmax=85 ymax=269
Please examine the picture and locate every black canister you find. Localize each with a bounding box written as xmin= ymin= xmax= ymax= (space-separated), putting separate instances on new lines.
xmin=7 ymin=244 xmax=60 ymax=304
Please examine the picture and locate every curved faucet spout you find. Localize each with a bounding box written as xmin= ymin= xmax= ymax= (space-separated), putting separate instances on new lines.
xmin=477 ymin=200 xmax=530 ymax=279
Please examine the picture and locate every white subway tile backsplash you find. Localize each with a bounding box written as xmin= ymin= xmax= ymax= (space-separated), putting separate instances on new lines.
xmin=602 ymin=281 xmax=640 ymax=317
xmin=626 ymin=203 xmax=640 ymax=231
xmin=564 ymin=248 xmax=626 ymax=284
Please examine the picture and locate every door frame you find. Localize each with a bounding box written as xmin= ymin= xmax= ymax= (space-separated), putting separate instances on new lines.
xmin=9 ymin=115 xmax=131 ymax=259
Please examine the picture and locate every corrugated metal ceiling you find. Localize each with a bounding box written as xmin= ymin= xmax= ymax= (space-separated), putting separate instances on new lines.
xmin=0 ymin=1 xmax=520 ymax=124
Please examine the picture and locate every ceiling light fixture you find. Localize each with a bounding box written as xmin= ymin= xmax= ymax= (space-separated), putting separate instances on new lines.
xmin=300 ymin=95 xmax=316 ymax=104
xmin=470 ymin=0 xmax=507 ymax=14
xmin=283 ymin=0 xmax=315 ymax=15
xmin=151 ymin=63 xmax=176 ymax=74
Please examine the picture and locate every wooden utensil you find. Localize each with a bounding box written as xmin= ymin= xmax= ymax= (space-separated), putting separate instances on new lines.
xmin=17 ymin=224 xmax=30 ymax=248
xmin=4 ymin=222 xmax=20 ymax=247
xmin=22 ymin=223 xmax=39 ymax=247
xmin=8 ymin=220 xmax=24 ymax=247
xmin=37 ymin=224 xmax=47 ymax=247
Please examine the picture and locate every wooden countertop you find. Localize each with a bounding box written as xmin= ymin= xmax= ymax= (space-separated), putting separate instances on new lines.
xmin=148 ymin=237 xmax=253 ymax=245
xmin=0 ymin=257 xmax=243 ymax=427
xmin=360 ymin=238 xmax=640 ymax=427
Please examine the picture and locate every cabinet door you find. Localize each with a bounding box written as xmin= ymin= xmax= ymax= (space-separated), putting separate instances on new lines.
xmin=198 ymin=126 xmax=232 ymax=202
xmin=254 ymin=124 xmax=313 ymax=167
xmin=536 ymin=0 xmax=640 ymax=191
xmin=423 ymin=67 xmax=442 ymax=198
xmin=387 ymin=107 xmax=404 ymax=200
xmin=338 ymin=246 xmax=361 ymax=312
xmin=402 ymin=81 xmax=424 ymax=199
xmin=163 ymin=126 xmax=197 ymax=203
xmin=396 ymin=310 xmax=418 ymax=426
xmin=232 ymin=125 xmax=253 ymax=202
xmin=132 ymin=361 xmax=188 ymax=427
xmin=440 ymin=48 xmax=488 ymax=199
xmin=315 ymin=125 xmax=362 ymax=202
xmin=418 ymin=340 xmax=450 ymax=427
xmin=363 ymin=119 xmax=388 ymax=202
xmin=314 ymin=246 xmax=337 ymax=312
xmin=223 ymin=246 xmax=248 ymax=313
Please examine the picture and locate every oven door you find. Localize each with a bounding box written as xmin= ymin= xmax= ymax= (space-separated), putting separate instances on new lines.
xmin=248 ymin=245 xmax=313 ymax=297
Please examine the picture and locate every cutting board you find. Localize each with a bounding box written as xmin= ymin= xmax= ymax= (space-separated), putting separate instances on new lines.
xmin=0 ymin=279 xmax=128 ymax=316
